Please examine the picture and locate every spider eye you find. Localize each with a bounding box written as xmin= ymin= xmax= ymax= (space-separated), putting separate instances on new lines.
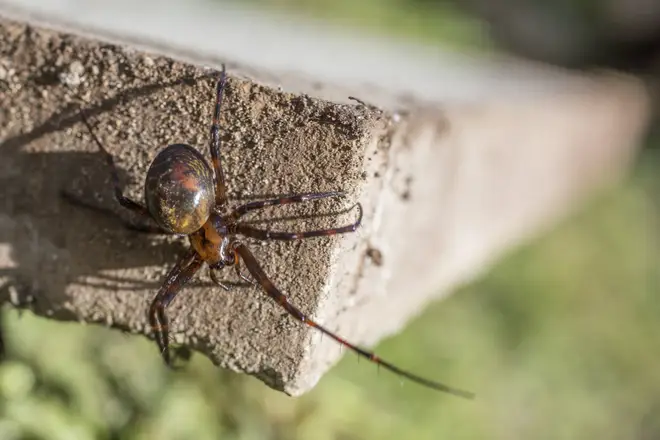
xmin=145 ymin=144 xmax=215 ymax=234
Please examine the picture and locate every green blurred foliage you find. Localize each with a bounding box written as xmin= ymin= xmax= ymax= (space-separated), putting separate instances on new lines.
xmin=245 ymin=0 xmax=492 ymax=51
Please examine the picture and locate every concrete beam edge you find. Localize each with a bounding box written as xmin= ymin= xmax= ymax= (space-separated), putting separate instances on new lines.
xmin=0 ymin=16 xmax=652 ymax=395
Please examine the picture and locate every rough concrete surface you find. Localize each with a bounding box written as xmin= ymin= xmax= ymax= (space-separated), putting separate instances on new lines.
xmin=0 ymin=18 xmax=652 ymax=395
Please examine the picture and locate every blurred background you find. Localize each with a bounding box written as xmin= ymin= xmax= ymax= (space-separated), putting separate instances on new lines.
xmin=1 ymin=0 xmax=660 ymax=439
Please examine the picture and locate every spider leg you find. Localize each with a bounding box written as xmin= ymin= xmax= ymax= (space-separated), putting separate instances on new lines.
xmin=61 ymin=190 xmax=166 ymax=234
xmin=209 ymin=268 xmax=231 ymax=291
xmin=209 ymin=252 xmax=255 ymax=287
xmin=79 ymin=111 xmax=153 ymax=219
xmin=234 ymin=203 xmax=362 ymax=241
xmin=232 ymin=248 xmax=256 ymax=286
xmin=148 ymin=249 xmax=204 ymax=365
xmin=232 ymin=242 xmax=474 ymax=399
xmin=229 ymin=191 xmax=345 ymax=220
xmin=208 ymin=65 xmax=229 ymax=208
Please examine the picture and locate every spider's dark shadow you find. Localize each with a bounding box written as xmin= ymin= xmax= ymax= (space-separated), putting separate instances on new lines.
xmin=0 ymin=74 xmax=229 ymax=322
xmin=0 ymin=73 xmax=352 ymax=326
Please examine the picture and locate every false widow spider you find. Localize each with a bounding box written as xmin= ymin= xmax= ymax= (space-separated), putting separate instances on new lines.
xmin=77 ymin=65 xmax=474 ymax=399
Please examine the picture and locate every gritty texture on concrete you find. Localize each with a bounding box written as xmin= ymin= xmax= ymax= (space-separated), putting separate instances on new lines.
xmin=0 ymin=19 xmax=384 ymax=394
xmin=0 ymin=18 xmax=652 ymax=395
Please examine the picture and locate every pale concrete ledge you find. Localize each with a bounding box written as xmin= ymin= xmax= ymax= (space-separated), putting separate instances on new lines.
xmin=0 ymin=16 xmax=651 ymax=395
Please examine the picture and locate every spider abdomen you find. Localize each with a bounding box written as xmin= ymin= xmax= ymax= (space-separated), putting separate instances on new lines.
xmin=145 ymin=144 xmax=215 ymax=235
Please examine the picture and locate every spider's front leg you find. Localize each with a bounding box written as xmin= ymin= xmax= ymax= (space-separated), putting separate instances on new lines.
xmin=148 ymin=249 xmax=204 ymax=364
xmin=209 ymin=266 xmax=231 ymax=291
xmin=209 ymin=248 xmax=257 ymax=289
xmin=229 ymin=248 xmax=258 ymax=286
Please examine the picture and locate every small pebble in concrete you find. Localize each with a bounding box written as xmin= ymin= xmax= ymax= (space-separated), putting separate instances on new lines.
xmin=58 ymin=60 xmax=85 ymax=86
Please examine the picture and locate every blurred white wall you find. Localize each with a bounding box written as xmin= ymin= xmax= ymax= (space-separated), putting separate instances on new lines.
xmin=0 ymin=0 xmax=577 ymax=104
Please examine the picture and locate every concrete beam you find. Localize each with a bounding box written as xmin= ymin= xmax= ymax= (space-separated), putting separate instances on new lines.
xmin=0 ymin=16 xmax=651 ymax=395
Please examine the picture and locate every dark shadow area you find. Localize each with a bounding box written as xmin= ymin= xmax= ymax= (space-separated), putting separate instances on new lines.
xmin=452 ymin=0 xmax=660 ymax=71
xmin=0 ymin=71 xmax=354 ymax=330
xmin=0 ymin=74 xmax=223 ymax=323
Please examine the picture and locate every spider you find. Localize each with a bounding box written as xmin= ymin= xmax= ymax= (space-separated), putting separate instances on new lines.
xmin=76 ymin=65 xmax=474 ymax=399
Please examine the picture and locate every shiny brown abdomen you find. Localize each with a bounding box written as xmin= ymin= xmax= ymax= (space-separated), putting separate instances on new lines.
xmin=145 ymin=144 xmax=215 ymax=234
